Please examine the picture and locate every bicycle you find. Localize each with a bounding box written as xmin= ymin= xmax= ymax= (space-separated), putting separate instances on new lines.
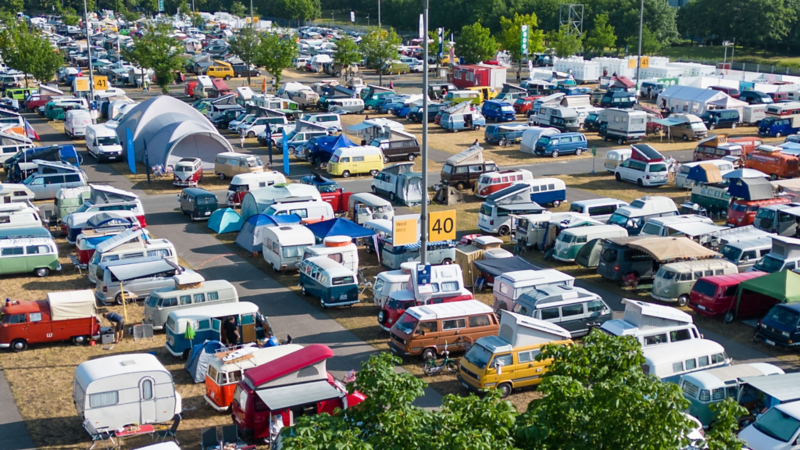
xmin=422 ymin=344 xmax=459 ymax=376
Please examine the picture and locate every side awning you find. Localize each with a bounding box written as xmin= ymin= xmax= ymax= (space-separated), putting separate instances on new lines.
xmin=255 ymin=380 xmax=343 ymax=411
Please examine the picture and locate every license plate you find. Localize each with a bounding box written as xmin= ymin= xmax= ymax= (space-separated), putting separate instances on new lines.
xmin=204 ymin=211 xmax=211 ymax=216
xmin=766 ymin=339 xmax=776 ymax=346
xmin=696 ymin=304 xmax=706 ymax=311
xmin=340 ymin=294 xmax=348 ymax=300
xmin=461 ymin=382 xmax=469 ymax=389
xmin=108 ymin=156 xmax=117 ymax=160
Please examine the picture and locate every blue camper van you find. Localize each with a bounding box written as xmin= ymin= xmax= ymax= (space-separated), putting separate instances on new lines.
xmin=481 ymin=100 xmax=516 ymax=122
xmin=165 ymin=302 xmax=265 ymax=358
xmin=534 ymin=132 xmax=588 ymax=157
xmin=299 ymin=256 xmax=360 ymax=308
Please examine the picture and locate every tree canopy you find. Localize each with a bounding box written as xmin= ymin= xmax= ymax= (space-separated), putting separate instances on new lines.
xmin=278 ymin=333 xmax=745 ymax=450
xmin=333 ymin=37 xmax=361 ymax=70
xmin=547 ymin=25 xmax=583 ymax=58
xmin=254 ymin=32 xmax=297 ymax=85
xmin=360 ymin=27 xmax=401 ymax=85
xmin=0 ymin=22 xmax=64 ymax=86
xmin=122 ymin=23 xmax=185 ymax=93
xmin=228 ymin=26 xmax=260 ymax=85
xmin=455 ymin=22 xmax=497 ymax=64
xmin=498 ymin=13 xmax=545 ymax=63
xmin=584 ymin=13 xmax=616 ymax=56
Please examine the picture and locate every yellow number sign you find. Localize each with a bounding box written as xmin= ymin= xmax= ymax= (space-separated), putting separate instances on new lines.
xmin=393 ymin=215 xmax=419 ymax=246
xmin=628 ymin=58 xmax=636 ymax=69
xmin=94 ymin=76 xmax=109 ymax=90
xmin=641 ymin=56 xmax=650 ymax=68
xmin=74 ymin=77 xmax=89 ymax=92
xmin=429 ymin=210 xmax=456 ymax=242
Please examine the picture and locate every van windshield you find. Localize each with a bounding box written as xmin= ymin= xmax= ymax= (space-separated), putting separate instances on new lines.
xmin=97 ymin=136 xmax=119 ymax=146
xmin=756 ymin=208 xmax=775 ymax=220
xmin=464 ymin=344 xmax=494 ymax=370
xmin=607 ymin=212 xmax=629 ymax=227
xmin=536 ymin=136 xmax=551 ymax=146
xmin=146 ymin=297 xmax=158 ymax=307
xmin=753 ymin=255 xmax=784 ymax=273
xmin=764 ymin=305 xmax=800 ymax=328
xmin=753 ymin=407 xmax=800 ymax=443
xmin=719 ymin=245 xmax=743 ymax=263
xmin=557 ymin=233 xmax=576 ymax=243
xmin=655 ymin=267 xmax=676 ymax=280
xmin=246 ymin=158 xmax=263 ymax=167
xmin=332 ymin=276 xmax=355 ymax=286
xmin=394 ymin=313 xmax=418 ymax=334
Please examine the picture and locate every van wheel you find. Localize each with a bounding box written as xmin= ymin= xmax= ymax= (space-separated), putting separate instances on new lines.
xmin=11 ymin=339 xmax=27 ymax=352
xmin=35 ymin=268 xmax=49 ymax=277
xmin=551 ymin=151 xmax=559 ymax=158
xmin=115 ymin=293 xmax=131 ymax=305
xmin=615 ymin=173 xmax=622 ymax=182
xmin=421 ymin=348 xmax=437 ymax=361
xmin=247 ymin=131 xmax=255 ymax=138
xmin=389 ymin=192 xmax=396 ymax=202
xmin=723 ymin=310 xmax=735 ymax=324
xmin=219 ymin=173 xmax=225 ymax=180
xmin=637 ymin=179 xmax=644 ymax=187
xmin=370 ymin=170 xmax=379 ymax=177
xmin=408 ymin=154 xmax=416 ymax=161
xmin=70 ymin=335 xmax=87 ymax=345
xmin=224 ymin=75 xmax=231 ymax=80
xmin=575 ymin=148 xmax=583 ymax=156
xmin=366 ymin=105 xmax=373 ymax=110
xmin=709 ymin=123 xmax=715 ymax=130
xmin=602 ymin=136 xmax=608 ymax=142
xmin=473 ymin=125 xmax=480 ymax=131
xmin=552 ymin=200 xmax=561 ymax=207
xmin=776 ymin=132 xmax=783 ymax=138
xmin=371 ymin=186 xmax=378 ymax=195
xmin=456 ymin=182 xmax=466 ymax=190
xmin=497 ymin=383 xmax=512 ymax=398
xmin=384 ymin=155 xmax=390 ymax=163
xmin=677 ymin=295 xmax=689 ymax=307
xmin=378 ymin=310 xmax=387 ymax=324
xmin=498 ymin=225 xmax=510 ymax=236
xmin=731 ymin=123 xmax=737 ymax=129
xmin=618 ymin=138 xmax=624 ymax=145
xmin=771 ymin=173 xmax=778 ymax=180
xmin=682 ymin=134 xmax=689 ymax=141
xmin=342 ymin=171 xmax=351 ymax=178
xmin=301 ymin=285 xmax=308 ymax=296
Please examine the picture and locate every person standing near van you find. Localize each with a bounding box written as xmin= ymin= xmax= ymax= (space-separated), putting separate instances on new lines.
xmin=223 ymin=316 xmax=240 ymax=347
xmin=103 ymin=312 xmax=125 ymax=342
xmin=239 ymin=129 xmax=245 ymax=149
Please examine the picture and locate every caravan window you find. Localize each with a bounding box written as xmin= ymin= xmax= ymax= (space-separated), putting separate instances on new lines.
xmin=89 ymin=391 xmax=119 ymax=408
xmin=194 ymin=293 xmax=206 ymax=303
xmin=141 ymin=380 xmax=153 ymax=400
xmin=208 ymin=292 xmax=219 ymax=301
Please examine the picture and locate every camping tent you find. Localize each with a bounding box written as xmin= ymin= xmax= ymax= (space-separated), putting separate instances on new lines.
xmin=308 ymin=134 xmax=355 ymax=165
xmin=687 ymin=164 xmax=724 ymax=184
xmin=395 ymin=172 xmax=427 ymax=206
xmin=239 ymin=184 xmax=321 ymax=221
xmin=728 ymin=177 xmax=774 ymax=201
xmin=707 ymin=95 xmax=748 ymax=118
xmin=304 ymin=218 xmax=375 ymax=242
xmin=184 ymin=340 xmax=227 ymax=383
xmin=624 ymin=236 xmax=719 ymax=262
xmin=208 ymin=208 xmax=244 ymax=234
xmin=735 ymin=271 xmax=800 ymax=316
xmin=656 ymin=85 xmax=730 ymax=115
xmin=235 ymin=213 xmax=302 ymax=252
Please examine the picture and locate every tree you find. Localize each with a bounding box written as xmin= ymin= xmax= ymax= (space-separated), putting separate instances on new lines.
xmin=626 ymin=25 xmax=662 ymax=55
xmin=516 ymin=331 xmax=744 ymax=450
xmin=191 ymin=13 xmax=205 ymax=28
xmin=0 ymin=23 xmax=65 ymax=87
xmin=1 ymin=0 xmax=24 ymax=14
xmin=584 ymin=13 xmax=616 ymax=56
xmin=262 ymin=0 xmax=320 ymax=22
xmin=229 ymin=1 xmax=246 ymax=18
xmin=120 ymin=8 xmax=140 ymax=23
xmin=255 ymin=32 xmax=297 ymax=85
xmin=547 ymin=24 xmax=582 ymax=58
xmin=123 ymin=23 xmax=184 ymax=93
xmin=61 ymin=7 xmax=80 ymax=26
xmin=229 ymin=26 xmax=260 ymax=85
xmin=455 ymin=22 xmax=497 ymax=64
xmin=333 ymin=37 xmax=361 ymax=76
xmin=499 ymin=13 xmax=545 ymax=65
xmin=360 ymin=27 xmax=401 ymax=86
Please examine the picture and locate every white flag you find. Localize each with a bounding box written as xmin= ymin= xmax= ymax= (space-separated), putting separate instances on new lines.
xmin=419 ymin=14 xmax=424 ymax=39
xmin=350 ymin=11 xmax=355 ymax=22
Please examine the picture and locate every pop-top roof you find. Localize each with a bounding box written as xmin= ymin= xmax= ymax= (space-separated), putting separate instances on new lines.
xmin=630 ymin=144 xmax=664 ymax=162
xmin=407 ymin=300 xmax=492 ymax=321
xmin=75 ymin=354 xmax=169 ymax=388
xmin=498 ymin=269 xmax=574 ymax=285
xmin=245 ymin=344 xmax=333 ymax=388
xmin=622 ymin=299 xmax=692 ymax=326
xmin=497 ymin=310 xmax=571 ymax=348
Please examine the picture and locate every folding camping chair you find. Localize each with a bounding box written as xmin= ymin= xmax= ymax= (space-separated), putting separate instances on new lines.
xmin=83 ymin=419 xmax=115 ymax=450
xmin=201 ymin=427 xmax=218 ymax=450
xmin=69 ymin=254 xmax=87 ymax=275
xmin=153 ymin=414 xmax=181 ymax=444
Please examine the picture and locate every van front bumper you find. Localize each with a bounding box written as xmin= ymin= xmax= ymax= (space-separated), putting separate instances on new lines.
xmin=457 ymin=374 xmax=486 ymax=393
xmin=756 ymin=325 xmax=800 ymax=347
xmin=650 ymin=293 xmax=677 ymax=302
xmin=552 ymin=253 xmax=575 ymax=262
xmin=0 ymin=343 xmax=10 ymax=349
xmin=388 ymin=340 xmax=412 ymax=356
xmin=203 ymin=394 xmax=230 ymax=412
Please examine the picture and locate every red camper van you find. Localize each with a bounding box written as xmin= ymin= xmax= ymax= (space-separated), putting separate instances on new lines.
xmin=231 ymin=344 xmax=366 ymax=441
xmin=0 ymin=291 xmax=101 ymax=351
xmin=688 ymin=271 xmax=767 ymax=322
xmin=185 ymin=80 xmax=198 ymax=97
xmin=378 ymin=289 xmax=474 ymax=331
xmin=727 ymin=197 xmax=792 ymax=227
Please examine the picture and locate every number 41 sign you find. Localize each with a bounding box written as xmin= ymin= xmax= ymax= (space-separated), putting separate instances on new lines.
xmin=429 ymin=210 xmax=456 ymax=242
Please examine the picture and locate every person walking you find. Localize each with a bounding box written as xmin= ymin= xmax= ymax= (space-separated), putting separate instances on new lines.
xmin=389 ymin=80 xmax=394 ymax=89
xmin=103 ymin=312 xmax=125 ymax=343
xmin=239 ymin=129 xmax=245 ymax=149
xmin=223 ymin=316 xmax=240 ymax=347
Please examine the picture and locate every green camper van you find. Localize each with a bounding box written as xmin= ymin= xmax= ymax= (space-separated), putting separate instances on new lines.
xmin=0 ymin=237 xmax=61 ymax=277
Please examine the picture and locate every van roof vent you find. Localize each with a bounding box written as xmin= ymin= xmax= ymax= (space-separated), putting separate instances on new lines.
xmin=279 ymin=226 xmax=294 ymax=231
xmin=119 ymin=360 xmax=137 ymax=367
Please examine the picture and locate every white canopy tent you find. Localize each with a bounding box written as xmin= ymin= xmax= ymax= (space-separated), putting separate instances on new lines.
xmin=657 ymin=85 xmax=730 ymax=115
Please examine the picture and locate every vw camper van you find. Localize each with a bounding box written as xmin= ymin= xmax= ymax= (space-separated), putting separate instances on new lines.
xmin=688 ymin=271 xmax=767 ymax=322
xmin=327 ymin=146 xmax=384 ymax=178
xmin=606 ymin=196 xmax=679 ymax=235
xmin=650 ymin=259 xmax=739 ymax=306
xmin=642 ymin=339 xmax=730 ymax=383
xmin=492 ymin=269 xmax=575 ymax=313
xmin=511 ymin=285 xmax=613 ymax=338
xmin=302 ymin=236 xmax=358 ymax=273
xmin=298 ymin=256 xmax=359 ymax=308
xmin=143 ymin=277 xmax=239 ymax=330
xmin=0 ymin=237 xmax=60 ymax=277
xmin=552 ymin=225 xmax=628 ymax=262
xmin=600 ymin=299 xmax=701 ymax=347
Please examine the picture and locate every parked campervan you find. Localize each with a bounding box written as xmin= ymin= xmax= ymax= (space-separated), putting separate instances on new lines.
xmin=302 ymin=236 xmax=358 ymax=272
xmin=458 ymin=311 xmax=573 ymax=397
xmin=73 ymin=354 xmax=181 ymax=433
xmin=651 ymin=259 xmax=739 ymax=306
xmin=492 ymin=269 xmax=575 ymax=313
xmin=262 ymin=199 xmax=335 ymax=222
xmin=143 ymin=276 xmax=239 ymax=330
xmin=534 ymin=106 xmax=579 ymax=132
xmin=373 ymin=269 xmax=410 ymax=308
xmin=718 ymin=237 xmax=773 ymax=272
xmin=95 ymin=258 xmax=193 ymax=305
xmin=511 ymin=285 xmax=613 ymax=338
xmin=88 ymin=231 xmax=176 ymax=283
xmin=0 ymin=203 xmax=40 ymax=229
xmin=0 ymin=237 xmax=60 ymax=277
xmin=327 ymin=145 xmax=384 ymax=178
xmin=261 ymin=224 xmax=315 ymax=272
xmin=553 ymin=225 xmax=628 ymax=262
xmin=568 ymin=198 xmax=629 ymax=223
xmin=749 ymin=236 xmax=800 ymax=273
xmin=604 ymin=148 xmax=633 ymax=172
xmin=688 ymin=271 xmax=768 ymax=322
xmin=388 ymin=300 xmax=499 ymax=359
xmin=0 ymin=132 xmax=33 ymax=166
xmin=214 ymin=153 xmax=265 ymax=180
xmin=475 ymin=169 xmax=534 ymax=198
xmin=64 ymin=109 xmax=92 ymax=138
xmin=639 ymin=215 xmax=715 ymax=238
xmin=299 ymin=256 xmax=360 ymax=308
xmin=165 ymin=302 xmax=265 ymax=358
xmin=600 ymin=299 xmax=701 ymax=347
xmin=602 ymin=109 xmax=647 ymax=145
xmin=225 ymin=172 xmax=287 ymax=207
xmin=642 ymin=339 xmax=731 ymax=383
xmin=85 ymin=124 xmax=122 ymax=162
xmin=606 ymin=196 xmax=679 ymax=235
xmin=347 ymin=193 xmax=395 ymax=225
xmin=519 ymin=127 xmax=559 ymax=154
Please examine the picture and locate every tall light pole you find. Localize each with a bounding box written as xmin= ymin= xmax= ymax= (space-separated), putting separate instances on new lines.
xmin=723 ymin=40 xmax=732 ymax=64
xmin=378 ymin=0 xmax=381 ymax=28
xmin=83 ymin=0 xmax=95 ymax=121
xmin=420 ymin=0 xmax=429 ymax=264
xmin=634 ymin=0 xmax=644 ymax=87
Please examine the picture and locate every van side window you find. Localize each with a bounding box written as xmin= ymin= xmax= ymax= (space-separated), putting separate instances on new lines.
xmin=492 ymin=354 xmax=513 ymax=368
xmin=2 ymin=247 xmax=23 ymax=256
xmin=518 ymin=349 xmax=541 ymax=363
xmin=441 ymin=281 xmax=459 ymax=292
xmin=147 ymin=249 xmax=169 ymax=258
xmin=194 ymin=294 xmax=206 ymax=303
xmin=711 ymin=353 xmax=725 ymax=364
xmin=443 ymin=318 xmax=466 ymax=330
xmin=786 ymin=262 xmax=796 ymax=271
xmin=670 ymin=329 xmax=691 ymax=342
xmin=672 ymin=362 xmax=684 ymax=373
xmin=417 ymin=321 xmax=437 ymax=333
xmin=561 ymin=304 xmax=584 ymax=317
xmin=698 ymin=355 xmax=710 ymax=368
xmin=680 ymin=273 xmax=692 ymax=281
xmin=353 ymin=156 xmax=365 ymax=162
xmin=123 ymin=252 xmax=145 ymax=259
xmin=89 ymin=391 xmax=119 ymax=408
xmin=685 ymin=359 xmax=697 ymax=370
xmin=469 ymin=315 xmax=491 ymax=327
xmin=693 ymin=271 xmax=703 ymax=280
xmin=541 ymin=307 xmax=560 ymax=320
xmin=180 ymin=295 xmax=191 ymax=305
xmin=587 ymin=300 xmax=605 ymax=313
xmin=208 ymin=292 xmax=219 ymax=301
xmin=644 ymin=333 xmax=667 ymax=346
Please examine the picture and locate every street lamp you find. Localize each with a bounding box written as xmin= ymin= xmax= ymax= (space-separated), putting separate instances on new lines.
xmin=420 ymin=0 xmax=429 ymax=264
xmin=367 ymin=14 xmax=369 ymax=27
xmin=83 ymin=0 xmax=95 ymax=123
xmin=723 ymin=40 xmax=734 ymax=64
xmin=634 ymin=0 xmax=644 ymax=86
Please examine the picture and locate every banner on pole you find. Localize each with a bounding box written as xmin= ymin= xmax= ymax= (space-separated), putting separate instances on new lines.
xmin=438 ymin=27 xmax=443 ymax=58
xmin=158 ymin=0 xmax=164 ymax=12
xmin=418 ymin=14 xmax=424 ymax=39
xmin=520 ymin=25 xmax=529 ymax=56
xmin=350 ymin=11 xmax=355 ymax=22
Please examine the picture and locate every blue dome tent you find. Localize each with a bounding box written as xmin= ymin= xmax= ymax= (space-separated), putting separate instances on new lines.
xmin=208 ymin=208 xmax=244 ymax=234
xmin=235 ymin=213 xmax=302 ymax=252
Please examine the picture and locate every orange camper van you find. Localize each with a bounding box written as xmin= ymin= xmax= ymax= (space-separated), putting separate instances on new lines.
xmin=204 ymin=344 xmax=304 ymax=411
xmin=745 ymin=144 xmax=800 ymax=179
xmin=693 ymin=134 xmax=762 ymax=162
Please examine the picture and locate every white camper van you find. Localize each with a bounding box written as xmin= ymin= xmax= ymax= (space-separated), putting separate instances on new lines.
xmin=600 ymin=299 xmax=701 ymax=347
xmin=492 ymin=269 xmax=575 ymax=313
xmin=64 ymin=109 xmax=92 ymax=138
xmin=750 ymin=235 xmax=800 ymax=273
xmin=262 ymin=224 xmax=316 ymax=272
xmin=302 ymin=235 xmax=359 ymax=272
xmin=73 ymin=353 xmax=182 ymax=432
xmin=85 ymin=124 xmax=122 ymax=162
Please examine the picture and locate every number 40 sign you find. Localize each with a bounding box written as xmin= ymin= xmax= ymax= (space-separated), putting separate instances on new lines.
xmin=429 ymin=210 xmax=456 ymax=242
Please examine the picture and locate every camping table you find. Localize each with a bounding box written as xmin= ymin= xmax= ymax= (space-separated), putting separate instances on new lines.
xmin=113 ymin=424 xmax=155 ymax=448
